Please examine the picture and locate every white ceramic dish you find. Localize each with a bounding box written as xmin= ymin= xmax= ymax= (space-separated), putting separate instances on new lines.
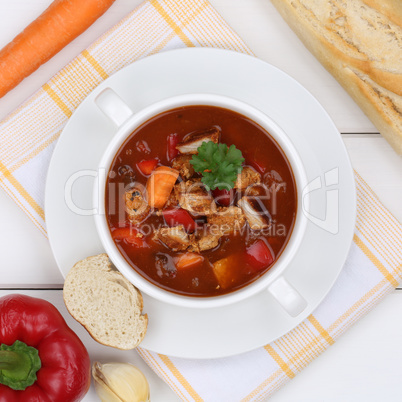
xmin=45 ymin=48 xmax=356 ymax=359
xmin=94 ymin=91 xmax=308 ymax=313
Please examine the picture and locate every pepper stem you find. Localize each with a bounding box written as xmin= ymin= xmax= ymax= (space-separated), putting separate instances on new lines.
xmin=0 ymin=340 xmax=41 ymax=390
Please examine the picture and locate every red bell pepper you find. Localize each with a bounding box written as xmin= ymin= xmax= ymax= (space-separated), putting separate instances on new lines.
xmin=162 ymin=208 xmax=197 ymax=233
xmin=212 ymin=188 xmax=233 ymax=207
xmin=136 ymin=158 xmax=158 ymax=176
xmin=112 ymin=226 xmax=148 ymax=247
xmin=0 ymin=294 xmax=90 ymax=401
xmin=246 ymin=239 xmax=274 ymax=272
xmin=249 ymin=160 xmax=266 ymax=175
xmin=167 ymin=133 xmax=179 ymax=160
xmin=243 ymin=151 xmax=266 ymax=175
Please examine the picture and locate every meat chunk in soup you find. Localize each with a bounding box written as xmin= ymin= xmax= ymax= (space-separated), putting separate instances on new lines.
xmin=197 ymin=230 xmax=221 ymax=251
xmin=153 ymin=225 xmax=190 ymax=251
xmin=171 ymin=155 xmax=195 ymax=180
xmin=207 ymin=206 xmax=246 ymax=235
xmin=243 ymin=183 xmax=268 ymax=197
xmin=176 ymin=127 xmax=220 ymax=154
xmin=164 ymin=188 xmax=179 ymax=209
xmin=125 ymin=187 xmax=151 ymax=224
xmin=189 ymin=225 xmax=222 ymax=252
xmin=235 ymin=166 xmax=261 ymax=189
xmin=174 ymin=179 xmax=217 ymax=216
xmin=237 ymin=196 xmax=270 ymax=230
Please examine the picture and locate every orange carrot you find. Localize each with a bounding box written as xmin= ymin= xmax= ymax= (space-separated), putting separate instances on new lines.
xmin=0 ymin=0 xmax=116 ymax=98
xmin=175 ymin=253 xmax=204 ymax=270
xmin=146 ymin=166 xmax=179 ymax=209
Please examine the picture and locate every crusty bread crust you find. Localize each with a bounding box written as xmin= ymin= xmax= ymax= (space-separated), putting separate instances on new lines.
xmin=271 ymin=0 xmax=402 ymax=154
xmin=63 ymin=253 xmax=148 ymax=350
xmin=361 ymin=0 xmax=402 ymax=27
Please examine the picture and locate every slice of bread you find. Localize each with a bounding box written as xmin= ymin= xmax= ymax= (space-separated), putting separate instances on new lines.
xmin=63 ymin=253 xmax=148 ymax=350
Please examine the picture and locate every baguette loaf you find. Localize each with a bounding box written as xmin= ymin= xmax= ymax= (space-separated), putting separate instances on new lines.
xmin=63 ymin=254 xmax=148 ymax=350
xmin=270 ymin=0 xmax=402 ymax=154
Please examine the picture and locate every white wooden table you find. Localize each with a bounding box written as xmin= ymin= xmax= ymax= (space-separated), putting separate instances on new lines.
xmin=1 ymin=1 xmax=401 ymax=401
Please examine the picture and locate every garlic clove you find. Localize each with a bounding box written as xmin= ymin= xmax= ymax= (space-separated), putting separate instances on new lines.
xmin=93 ymin=380 xmax=123 ymax=402
xmin=92 ymin=362 xmax=150 ymax=402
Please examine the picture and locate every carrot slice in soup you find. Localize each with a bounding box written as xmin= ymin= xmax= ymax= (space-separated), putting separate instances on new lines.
xmin=175 ymin=253 xmax=204 ymax=270
xmin=146 ymin=166 xmax=179 ymax=209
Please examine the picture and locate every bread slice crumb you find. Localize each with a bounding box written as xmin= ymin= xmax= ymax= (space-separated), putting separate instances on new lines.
xmin=63 ymin=253 xmax=148 ymax=350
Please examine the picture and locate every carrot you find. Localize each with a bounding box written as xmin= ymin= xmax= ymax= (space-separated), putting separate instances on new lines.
xmin=0 ymin=0 xmax=116 ymax=98
xmin=146 ymin=166 xmax=179 ymax=209
xmin=175 ymin=253 xmax=204 ymax=270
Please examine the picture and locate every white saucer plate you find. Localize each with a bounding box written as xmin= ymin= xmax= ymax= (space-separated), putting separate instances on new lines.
xmin=45 ymin=48 xmax=356 ymax=359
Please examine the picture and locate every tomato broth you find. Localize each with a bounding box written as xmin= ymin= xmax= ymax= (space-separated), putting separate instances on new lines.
xmin=106 ymin=105 xmax=297 ymax=297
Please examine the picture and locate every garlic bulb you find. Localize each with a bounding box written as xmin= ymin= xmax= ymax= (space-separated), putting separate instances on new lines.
xmin=92 ymin=362 xmax=150 ymax=402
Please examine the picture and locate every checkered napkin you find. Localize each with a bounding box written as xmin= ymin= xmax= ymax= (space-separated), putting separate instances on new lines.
xmin=0 ymin=1 xmax=401 ymax=401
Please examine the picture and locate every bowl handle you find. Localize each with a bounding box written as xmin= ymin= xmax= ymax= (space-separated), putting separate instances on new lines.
xmin=94 ymin=88 xmax=133 ymax=126
xmin=268 ymin=276 xmax=307 ymax=317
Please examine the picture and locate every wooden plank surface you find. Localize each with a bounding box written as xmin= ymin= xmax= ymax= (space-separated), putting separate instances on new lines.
xmin=0 ymin=0 xmax=401 ymax=401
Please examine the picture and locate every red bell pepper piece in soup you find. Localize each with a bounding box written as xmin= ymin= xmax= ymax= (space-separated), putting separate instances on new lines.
xmin=0 ymin=294 xmax=90 ymax=401
xmin=167 ymin=133 xmax=179 ymax=160
xmin=212 ymin=188 xmax=234 ymax=207
xmin=112 ymin=226 xmax=148 ymax=247
xmin=136 ymin=158 xmax=158 ymax=176
xmin=246 ymin=239 xmax=274 ymax=272
xmin=162 ymin=208 xmax=197 ymax=233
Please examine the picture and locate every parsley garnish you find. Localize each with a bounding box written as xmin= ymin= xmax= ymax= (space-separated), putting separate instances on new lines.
xmin=190 ymin=141 xmax=244 ymax=190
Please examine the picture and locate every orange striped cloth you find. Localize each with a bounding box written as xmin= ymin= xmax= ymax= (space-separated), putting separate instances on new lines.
xmin=138 ymin=173 xmax=402 ymax=401
xmin=0 ymin=1 xmax=401 ymax=401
